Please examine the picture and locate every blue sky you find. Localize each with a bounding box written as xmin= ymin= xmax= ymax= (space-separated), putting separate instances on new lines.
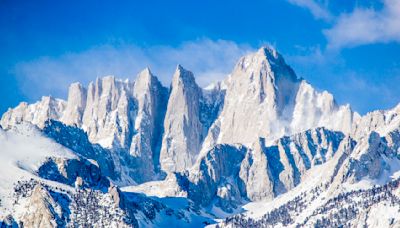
xmin=1 ymin=0 xmax=400 ymax=115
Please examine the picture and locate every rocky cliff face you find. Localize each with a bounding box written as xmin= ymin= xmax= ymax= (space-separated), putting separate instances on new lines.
xmin=202 ymin=47 xmax=356 ymax=153
xmin=211 ymin=47 xmax=300 ymax=146
xmin=182 ymin=128 xmax=347 ymax=211
xmin=20 ymin=185 xmax=67 ymax=228
xmin=159 ymin=65 xmax=204 ymax=173
xmin=130 ymin=68 xmax=168 ymax=180
xmin=61 ymin=82 xmax=87 ymax=126
xmin=81 ymin=76 xmax=135 ymax=148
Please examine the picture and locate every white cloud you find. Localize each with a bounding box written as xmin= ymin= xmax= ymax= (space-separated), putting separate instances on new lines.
xmin=288 ymin=0 xmax=332 ymax=21
xmin=324 ymin=0 xmax=400 ymax=49
xmin=14 ymin=39 xmax=254 ymax=100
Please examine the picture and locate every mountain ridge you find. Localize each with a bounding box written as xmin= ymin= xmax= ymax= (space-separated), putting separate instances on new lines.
xmin=1 ymin=46 xmax=400 ymax=227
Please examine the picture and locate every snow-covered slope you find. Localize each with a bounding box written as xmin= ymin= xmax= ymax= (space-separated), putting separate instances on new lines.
xmin=1 ymin=46 xmax=400 ymax=227
xmin=0 ymin=123 xmax=76 ymax=218
xmin=0 ymin=123 xmax=215 ymax=227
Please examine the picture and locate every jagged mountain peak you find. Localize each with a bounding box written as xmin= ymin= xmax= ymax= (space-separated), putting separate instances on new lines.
xmin=61 ymin=82 xmax=87 ymax=125
xmin=234 ymin=46 xmax=298 ymax=83
xmin=257 ymin=45 xmax=281 ymax=62
xmin=40 ymin=95 xmax=59 ymax=103
xmin=136 ymin=67 xmax=153 ymax=81
xmin=89 ymin=75 xmax=135 ymax=94
xmin=142 ymin=66 xmax=152 ymax=74
xmin=68 ymin=81 xmax=85 ymax=91
xmin=135 ymin=67 xmax=162 ymax=90
xmin=97 ymin=75 xmax=115 ymax=85
xmin=172 ymin=64 xmax=197 ymax=88
xmin=202 ymin=47 xmax=357 ymax=150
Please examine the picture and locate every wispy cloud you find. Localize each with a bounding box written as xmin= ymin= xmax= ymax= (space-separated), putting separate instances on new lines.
xmin=334 ymin=70 xmax=400 ymax=112
xmin=324 ymin=0 xmax=400 ymax=49
xmin=287 ymin=0 xmax=332 ymax=21
xmin=14 ymin=39 xmax=254 ymax=100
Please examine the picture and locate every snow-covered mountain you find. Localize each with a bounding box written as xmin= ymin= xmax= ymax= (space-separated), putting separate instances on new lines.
xmin=1 ymin=47 xmax=400 ymax=227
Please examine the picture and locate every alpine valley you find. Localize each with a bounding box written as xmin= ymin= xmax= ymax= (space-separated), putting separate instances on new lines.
xmin=1 ymin=47 xmax=400 ymax=227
